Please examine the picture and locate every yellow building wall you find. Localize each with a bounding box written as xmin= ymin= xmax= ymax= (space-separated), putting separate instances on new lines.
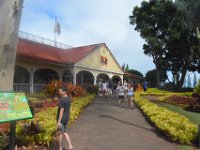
xmin=77 ymin=46 xmax=122 ymax=73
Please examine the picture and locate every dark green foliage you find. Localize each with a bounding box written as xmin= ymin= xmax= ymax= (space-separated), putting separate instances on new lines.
xmin=23 ymin=121 xmax=43 ymax=135
xmin=0 ymin=132 xmax=9 ymax=150
xmin=129 ymin=0 xmax=200 ymax=91
xmin=127 ymin=69 xmax=143 ymax=77
xmin=175 ymin=0 xmax=200 ymax=29
xmin=145 ymin=69 xmax=167 ymax=87
xmin=82 ymin=85 xmax=98 ymax=94
xmin=192 ymin=80 xmax=200 ymax=100
xmin=161 ymin=82 xmax=175 ymax=91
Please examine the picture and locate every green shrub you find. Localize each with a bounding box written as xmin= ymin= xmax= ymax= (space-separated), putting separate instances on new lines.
xmin=82 ymin=85 xmax=98 ymax=94
xmin=194 ymin=80 xmax=200 ymax=94
xmin=134 ymin=93 xmax=198 ymax=144
xmin=26 ymin=93 xmax=46 ymax=99
xmin=0 ymin=132 xmax=9 ymax=150
xmin=16 ymin=94 xmax=95 ymax=147
xmin=140 ymin=88 xmax=172 ymax=96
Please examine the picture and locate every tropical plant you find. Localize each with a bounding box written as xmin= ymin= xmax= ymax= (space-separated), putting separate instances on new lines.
xmin=129 ymin=0 xmax=200 ymax=91
xmin=45 ymin=80 xmax=87 ymax=98
xmin=127 ymin=69 xmax=143 ymax=77
xmin=16 ymin=94 xmax=95 ymax=148
xmin=134 ymin=92 xmax=198 ymax=144
xmin=145 ymin=69 xmax=167 ymax=88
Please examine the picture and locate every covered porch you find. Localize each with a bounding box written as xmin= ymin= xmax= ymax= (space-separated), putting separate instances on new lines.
xmin=14 ymin=64 xmax=123 ymax=93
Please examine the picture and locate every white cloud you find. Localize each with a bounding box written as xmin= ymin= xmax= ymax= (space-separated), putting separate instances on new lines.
xmin=20 ymin=0 xmax=155 ymax=75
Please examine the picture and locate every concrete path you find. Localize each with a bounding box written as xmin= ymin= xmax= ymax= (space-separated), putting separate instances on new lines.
xmin=50 ymin=96 xmax=181 ymax=150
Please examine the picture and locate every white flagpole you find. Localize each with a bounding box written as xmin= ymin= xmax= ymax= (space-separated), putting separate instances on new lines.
xmin=54 ymin=16 xmax=57 ymax=47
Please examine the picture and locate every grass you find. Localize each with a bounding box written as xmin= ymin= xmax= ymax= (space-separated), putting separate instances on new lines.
xmin=155 ymin=101 xmax=200 ymax=125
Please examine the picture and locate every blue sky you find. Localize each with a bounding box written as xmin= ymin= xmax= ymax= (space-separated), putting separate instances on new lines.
xmin=19 ymin=0 xmax=154 ymax=75
xmin=19 ymin=0 xmax=199 ymax=83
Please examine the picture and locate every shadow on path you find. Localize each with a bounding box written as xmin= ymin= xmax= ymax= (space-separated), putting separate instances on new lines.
xmin=99 ymin=114 xmax=155 ymax=132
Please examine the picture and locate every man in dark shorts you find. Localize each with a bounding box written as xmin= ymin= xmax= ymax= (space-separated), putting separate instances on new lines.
xmin=57 ymin=87 xmax=73 ymax=150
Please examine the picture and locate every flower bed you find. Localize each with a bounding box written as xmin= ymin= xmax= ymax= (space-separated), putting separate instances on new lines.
xmin=134 ymin=93 xmax=198 ymax=144
xmin=163 ymin=95 xmax=200 ymax=112
xmin=0 ymin=124 xmax=9 ymax=149
xmin=0 ymin=94 xmax=95 ymax=149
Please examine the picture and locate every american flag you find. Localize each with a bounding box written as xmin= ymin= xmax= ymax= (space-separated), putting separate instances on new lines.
xmin=54 ymin=17 xmax=61 ymax=36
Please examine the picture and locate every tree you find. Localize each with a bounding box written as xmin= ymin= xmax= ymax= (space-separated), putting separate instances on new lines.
xmin=163 ymin=4 xmax=200 ymax=89
xmin=127 ymin=69 xmax=143 ymax=77
xmin=145 ymin=69 xmax=167 ymax=87
xmin=122 ymin=63 xmax=126 ymax=71
xmin=0 ymin=1 xmax=24 ymax=149
xmin=129 ymin=0 xmax=200 ymax=91
xmin=175 ymin=0 xmax=200 ymax=71
xmin=193 ymin=73 xmax=197 ymax=87
xmin=183 ymin=77 xmax=187 ymax=87
xmin=187 ymin=74 xmax=191 ymax=87
xmin=0 ymin=0 xmax=24 ymax=91
xmin=126 ymin=64 xmax=129 ymax=71
xmin=129 ymin=0 xmax=174 ymax=89
xmin=175 ymin=0 xmax=200 ymax=36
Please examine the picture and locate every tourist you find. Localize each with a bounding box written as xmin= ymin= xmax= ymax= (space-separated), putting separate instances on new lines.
xmin=117 ymin=83 xmax=125 ymax=107
xmin=143 ymin=80 xmax=148 ymax=92
xmin=102 ymin=81 xmax=108 ymax=98
xmin=57 ymin=87 xmax=73 ymax=150
xmin=127 ymin=84 xmax=134 ymax=109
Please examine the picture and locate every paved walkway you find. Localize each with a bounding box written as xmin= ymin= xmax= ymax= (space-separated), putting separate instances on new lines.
xmin=50 ymin=96 xmax=182 ymax=150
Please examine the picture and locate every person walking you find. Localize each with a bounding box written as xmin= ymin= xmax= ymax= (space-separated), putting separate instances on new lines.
xmin=108 ymin=79 xmax=113 ymax=95
xmin=97 ymin=79 xmax=103 ymax=96
xmin=57 ymin=87 xmax=73 ymax=150
xmin=117 ymin=84 xmax=125 ymax=107
xmin=143 ymin=80 xmax=148 ymax=92
xmin=127 ymin=84 xmax=134 ymax=109
xmin=102 ymin=81 xmax=108 ymax=98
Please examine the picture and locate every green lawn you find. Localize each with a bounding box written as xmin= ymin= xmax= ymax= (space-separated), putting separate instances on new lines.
xmin=155 ymin=101 xmax=200 ymax=125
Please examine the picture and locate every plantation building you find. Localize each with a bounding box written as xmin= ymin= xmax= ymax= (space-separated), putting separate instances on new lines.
xmin=14 ymin=32 xmax=124 ymax=93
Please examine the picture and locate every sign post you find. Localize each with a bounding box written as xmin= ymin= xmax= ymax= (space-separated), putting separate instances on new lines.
xmin=0 ymin=92 xmax=33 ymax=149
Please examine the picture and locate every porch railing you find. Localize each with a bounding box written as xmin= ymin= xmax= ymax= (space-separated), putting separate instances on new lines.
xmin=33 ymin=84 xmax=47 ymax=93
xmin=13 ymin=83 xmax=47 ymax=93
xmin=19 ymin=31 xmax=73 ymax=49
xmin=13 ymin=83 xmax=30 ymax=93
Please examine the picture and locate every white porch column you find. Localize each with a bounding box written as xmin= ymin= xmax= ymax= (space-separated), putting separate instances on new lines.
xmin=30 ymin=64 xmax=34 ymax=93
xmin=94 ymin=75 xmax=97 ymax=85
xmin=73 ymin=67 xmax=76 ymax=85
xmin=121 ymin=75 xmax=124 ymax=84
xmin=59 ymin=73 xmax=62 ymax=82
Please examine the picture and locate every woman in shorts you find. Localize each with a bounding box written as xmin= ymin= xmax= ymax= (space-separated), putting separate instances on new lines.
xmin=117 ymin=85 xmax=125 ymax=107
xmin=127 ymin=84 xmax=134 ymax=109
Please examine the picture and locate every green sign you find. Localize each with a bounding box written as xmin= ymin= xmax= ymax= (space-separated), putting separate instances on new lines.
xmin=0 ymin=92 xmax=33 ymax=123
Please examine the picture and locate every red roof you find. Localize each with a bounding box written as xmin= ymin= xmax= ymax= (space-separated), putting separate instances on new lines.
xmin=17 ymin=38 xmax=104 ymax=64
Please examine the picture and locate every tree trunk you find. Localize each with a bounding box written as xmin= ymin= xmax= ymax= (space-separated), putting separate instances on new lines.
xmin=176 ymin=68 xmax=187 ymax=92
xmin=156 ymin=66 xmax=161 ymax=89
xmin=0 ymin=0 xmax=24 ymax=91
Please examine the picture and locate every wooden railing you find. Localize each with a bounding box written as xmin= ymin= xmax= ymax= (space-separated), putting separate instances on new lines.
xmin=13 ymin=83 xmax=47 ymax=93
